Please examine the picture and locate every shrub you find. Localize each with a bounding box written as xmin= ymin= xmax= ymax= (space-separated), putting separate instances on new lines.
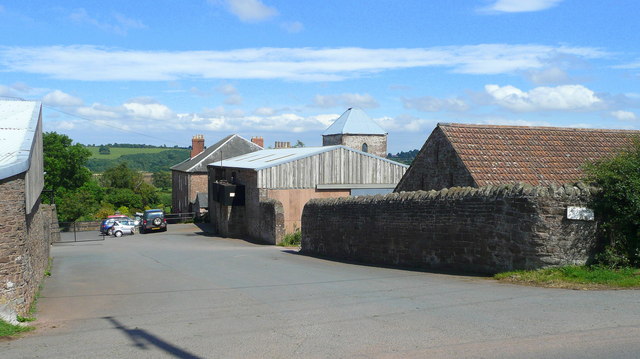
xmin=279 ymin=229 xmax=301 ymax=247
xmin=584 ymin=138 xmax=640 ymax=267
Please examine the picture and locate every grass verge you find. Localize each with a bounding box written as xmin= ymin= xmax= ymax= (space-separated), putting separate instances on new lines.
xmin=495 ymin=266 xmax=640 ymax=289
xmin=0 ymin=320 xmax=33 ymax=338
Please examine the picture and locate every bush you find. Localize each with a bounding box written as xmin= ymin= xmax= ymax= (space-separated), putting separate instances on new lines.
xmin=584 ymin=138 xmax=640 ymax=267
xmin=279 ymin=230 xmax=301 ymax=247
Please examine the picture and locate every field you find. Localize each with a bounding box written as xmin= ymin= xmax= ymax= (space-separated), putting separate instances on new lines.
xmin=86 ymin=146 xmax=187 ymax=160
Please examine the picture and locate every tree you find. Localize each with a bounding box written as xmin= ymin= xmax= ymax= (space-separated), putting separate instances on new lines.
xmin=293 ymin=140 xmax=305 ymax=148
xmin=152 ymin=171 xmax=171 ymax=190
xmin=100 ymin=162 xmax=144 ymax=189
xmin=584 ymin=139 xmax=640 ymax=267
xmin=55 ymin=181 xmax=105 ymax=222
xmin=43 ymin=132 xmax=92 ymax=192
xmin=98 ymin=145 xmax=111 ymax=155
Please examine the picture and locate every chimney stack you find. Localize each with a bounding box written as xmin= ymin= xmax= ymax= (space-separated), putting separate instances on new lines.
xmin=191 ymin=134 xmax=205 ymax=158
xmin=274 ymin=141 xmax=291 ymax=149
xmin=251 ymin=136 xmax=264 ymax=148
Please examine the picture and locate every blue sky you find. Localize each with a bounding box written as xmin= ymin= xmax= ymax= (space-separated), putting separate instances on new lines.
xmin=1 ymin=0 xmax=639 ymax=153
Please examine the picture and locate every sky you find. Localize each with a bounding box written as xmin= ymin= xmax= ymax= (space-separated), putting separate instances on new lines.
xmin=1 ymin=0 xmax=640 ymax=153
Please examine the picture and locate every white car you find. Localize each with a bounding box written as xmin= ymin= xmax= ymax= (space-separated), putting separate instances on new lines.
xmin=111 ymin=219 xmax=137 ymax=237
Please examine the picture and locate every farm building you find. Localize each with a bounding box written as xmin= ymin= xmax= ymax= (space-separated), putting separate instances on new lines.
xmin=322 ymin=107 xmax=388 ymax=158
xmin=170 ymin=134 xmax=262 ymax=214
xmin=396 ymin=123 xmax=640 ymax=192
xmin=208 ymin=145 xmax=408 ymax=244
xmin=0 ymin=100 xmax=57 ymax=321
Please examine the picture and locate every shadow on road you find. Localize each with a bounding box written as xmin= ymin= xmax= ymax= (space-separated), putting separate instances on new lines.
xmin=103 ymin=316 xmax=203 ymax=359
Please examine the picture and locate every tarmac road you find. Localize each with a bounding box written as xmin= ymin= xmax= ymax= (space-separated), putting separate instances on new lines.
xmin=2 ymin=224 xmax=639 ymax=358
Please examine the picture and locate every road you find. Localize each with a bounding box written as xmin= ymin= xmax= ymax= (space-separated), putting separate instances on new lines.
xmin=2 ymin=224 xmax=639 ymax=358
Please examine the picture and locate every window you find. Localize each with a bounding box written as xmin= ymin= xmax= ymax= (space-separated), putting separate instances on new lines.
xmin=362 ymin=143 xmax=368 ymax=153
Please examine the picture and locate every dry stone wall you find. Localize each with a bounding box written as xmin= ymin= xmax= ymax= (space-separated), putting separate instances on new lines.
xmin=302 ymin=182 xmax=598 ymax=274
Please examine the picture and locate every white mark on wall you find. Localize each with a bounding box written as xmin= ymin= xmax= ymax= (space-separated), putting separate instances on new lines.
xmin=567 ymin=206 xmax=594 ymax=221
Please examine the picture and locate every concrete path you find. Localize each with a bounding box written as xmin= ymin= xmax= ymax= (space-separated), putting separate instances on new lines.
xmin=2 ymin=224 xmax=639 ymax=358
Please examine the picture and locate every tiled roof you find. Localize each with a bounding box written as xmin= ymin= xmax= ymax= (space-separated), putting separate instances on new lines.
xmin=323 ymin=107 xmax=386 ymax=136
xmin=439 ymin=123 xmax=640 ymax=186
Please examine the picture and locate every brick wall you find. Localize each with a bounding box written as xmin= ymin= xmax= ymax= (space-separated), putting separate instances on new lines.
xmin=302 ymin=182 xmax=597 ymax=274
xmin=395 ymin=127 xmax=475 ymax=192
xmin=0 ymin=173 xmax=52 ymax=321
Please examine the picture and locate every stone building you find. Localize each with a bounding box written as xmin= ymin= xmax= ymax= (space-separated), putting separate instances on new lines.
xmin=170 ymin=134 xmax=262 ymax=214
xmin=0 ymin=100 xmax=55 ymax=321
xmin=208 ymin=146 xmax=408 ymax=244
xmin=322 ymin=107 xmax=388 ymax=158
xmin=396 ymin=123 xmax=640 ymax=192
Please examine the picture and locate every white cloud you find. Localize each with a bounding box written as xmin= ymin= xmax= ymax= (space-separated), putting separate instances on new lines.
xmin=123 ymin=101 xmax=174 ymax=120
xmin=219 ymin=0 xmax=278 ymax=23
xmin=254 ymin=107 xmax=276 ymax=116
xmin=376 ymin=115 xmax=437 ymax=133
xmin=312 ymin=93 xmax=379 ymax=109
xmin=42 ymin=90 xmax=83 ymax=107
xmin=484 ymin=84 xmax=602 ymax=112
xmin=403 ymin=96 xmax=468 ymax=112
xmin=0 ymin=44 xmax=606 ymax=82
xmin=482 ymin=0 xmax=563 ymax=13
xmin=217 ymin=84 xmax=243 ymax=105
xmin=527 ymin=66 xmax=570 ymax=85
xmin=611 ymin=110 xmax=637 ymax=121
xmin=281 ymin=21 xmax=303 ymax=33
xmin=69 ymin=8 xmax=146 ymax=35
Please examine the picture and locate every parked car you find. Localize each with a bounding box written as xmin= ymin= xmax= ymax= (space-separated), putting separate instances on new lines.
xmin=100 ymin=215 xmax=130 ymax=235
xmin=111 ymin=219 xmax=137 ymax=237
xmin=140 ymin=209 xmax=167 ymax=233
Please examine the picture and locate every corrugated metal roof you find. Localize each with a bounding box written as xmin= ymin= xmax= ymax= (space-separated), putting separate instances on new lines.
xmin=170 ymin=134 xmax=262 ymax=172
xmin=322 ymin=107 xmax=387 ymax=136
xmin=0 ymin=100 xmax=41 ymax=180
xmin=209 ymin=145 xmax=407 ymax=171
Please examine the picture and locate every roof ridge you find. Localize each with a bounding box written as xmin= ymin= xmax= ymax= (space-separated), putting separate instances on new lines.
xmin=438 ymin=122 xmax=640 ymax=133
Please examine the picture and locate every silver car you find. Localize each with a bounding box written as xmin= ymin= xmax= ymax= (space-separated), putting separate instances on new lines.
xmin=111 ymin=219 xmax=137 ymax=237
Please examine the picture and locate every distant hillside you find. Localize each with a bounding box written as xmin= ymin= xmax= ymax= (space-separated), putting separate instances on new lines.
xmin=84 ymin=145 xmax=190 ymax=173
xmin=387 ymin=149 xmax=419 ymax=165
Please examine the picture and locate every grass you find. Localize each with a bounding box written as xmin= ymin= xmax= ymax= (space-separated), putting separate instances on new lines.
xmin=0 ymin=320 xmax=33 ymax=338
xmin=85 ymin=146 xmax=182 ymax=160
xmin=278 ymin=230 xmax=302 ymax=247
xmin=495 ymin=266 xmax=640 ymax=289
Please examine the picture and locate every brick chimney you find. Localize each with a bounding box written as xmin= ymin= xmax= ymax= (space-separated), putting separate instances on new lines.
xmin=191 ymin=134 xmax=205 ymax=158
xmin=251 ymin=136 xmax=264 ymax=148
xmin=274 ymin=141 xmax=291 ymax=149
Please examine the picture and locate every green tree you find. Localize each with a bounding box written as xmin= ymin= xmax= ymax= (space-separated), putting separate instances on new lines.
xmin=98 ymin=145 xmax=111 ymax=155
xmin=152 ymin=171 xmax=171 ymax=190
xmin=293 ymin=140 xmax=305 ymax=148
xmin=584 ymin=139 xmax=640 ymax=267
xmin=43 ymin=132 xmax=92 ymax=192
xmin=100 ymin=162 xmax=144 ymax=189
xmin=55 ymin=181 xmax=105 ymax=222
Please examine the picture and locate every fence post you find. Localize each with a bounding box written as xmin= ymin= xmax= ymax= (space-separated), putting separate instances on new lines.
xmin=73 ymin=222 xmax=77 ymax=242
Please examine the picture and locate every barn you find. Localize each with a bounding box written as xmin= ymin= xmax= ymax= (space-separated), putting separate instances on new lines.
xmin=208 ymin=145 xmax=408 ymax=244
xmin=396 ymin=123 xmax=640 ymax=192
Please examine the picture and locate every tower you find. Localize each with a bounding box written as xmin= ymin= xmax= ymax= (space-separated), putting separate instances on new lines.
xmin=322 ymin=107 xmax=388 ymax=157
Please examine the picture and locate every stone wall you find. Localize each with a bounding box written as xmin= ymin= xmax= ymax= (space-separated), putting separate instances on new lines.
xmin=0 ymin=173 xmax=52 ymax=321
xmin=395 ymin=127 xmax=475 ymax=192
xmin=322 ymin=134 xmax=388 ymax=158
xmin=302 ymin=182 xmax=598 ymax=274
xmin=257 ymin=199 xmax=285 ymax=244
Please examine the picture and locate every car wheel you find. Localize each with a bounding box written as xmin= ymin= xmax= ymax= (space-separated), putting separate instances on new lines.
xmin=107 ymin=228 xmax=113 ymax=235
xmin=153 ymin=217 xmax=162 ymax=226
xmin=114 ymin=231 xmax=123 ymax=237
xmin=140 ymin=227 xmax=145 ymax=234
